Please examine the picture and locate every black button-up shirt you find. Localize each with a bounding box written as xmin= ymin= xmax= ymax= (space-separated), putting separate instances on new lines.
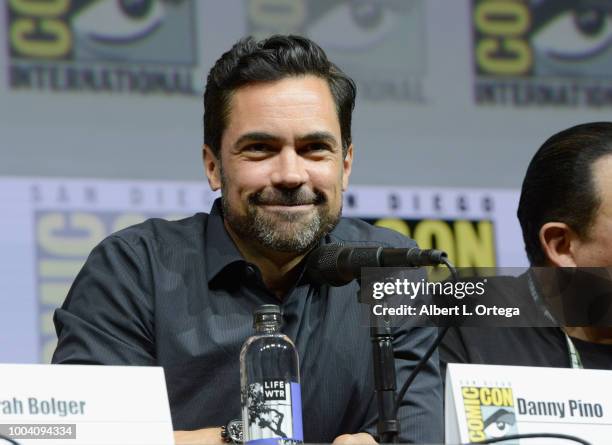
xmin=52 ymin=200 xmax=442 ymax=443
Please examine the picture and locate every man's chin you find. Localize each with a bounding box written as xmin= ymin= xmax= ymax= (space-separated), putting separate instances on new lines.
xmin=255 ymin=205 xmax=317 ymax=223
xmin=260 ymin=218 xmax=317 ymax=233
xmin=223 ymin=202 xmax=340 ymax=252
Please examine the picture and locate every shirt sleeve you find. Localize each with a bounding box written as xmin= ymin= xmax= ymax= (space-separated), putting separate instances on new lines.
xmin=397 ymin=325 xmax=444 ymax=443
xmin=51 ymin=235 xmax=156 ymax=366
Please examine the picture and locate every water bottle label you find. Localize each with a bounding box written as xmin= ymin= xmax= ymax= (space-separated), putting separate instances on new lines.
xmin=243 ymin=380 xmax=303 ymax=445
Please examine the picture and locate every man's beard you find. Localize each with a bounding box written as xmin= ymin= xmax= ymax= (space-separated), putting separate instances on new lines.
xmin=221 ymin=177 xmax=341 ymax=253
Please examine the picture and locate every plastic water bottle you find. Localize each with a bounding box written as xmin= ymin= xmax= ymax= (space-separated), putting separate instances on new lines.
xmin=240 ymin=304 xmax=304 ymax=444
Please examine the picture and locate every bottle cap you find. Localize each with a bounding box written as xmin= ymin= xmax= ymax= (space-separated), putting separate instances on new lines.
xmin=253 ymin=304 xmax=282 ymax=327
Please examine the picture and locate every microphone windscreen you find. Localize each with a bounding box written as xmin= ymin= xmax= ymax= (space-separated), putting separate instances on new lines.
xmin=306 ymin=244 xmax=351 ymax=286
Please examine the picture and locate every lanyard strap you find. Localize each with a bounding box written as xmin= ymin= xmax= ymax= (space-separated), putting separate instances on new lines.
xmin=526 ymin=271 xmax=584 ymax=369
xmin=565 ymin=333 xmax=584 ymax=369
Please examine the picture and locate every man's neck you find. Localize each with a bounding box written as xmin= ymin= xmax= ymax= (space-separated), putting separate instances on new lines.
xmin=224 ymin=220 xmax=308 ymax=300
xmin=564 ymin=327 xmax=612 ymax=345
xmin=533 ymin=268 xmax=612 ymax=345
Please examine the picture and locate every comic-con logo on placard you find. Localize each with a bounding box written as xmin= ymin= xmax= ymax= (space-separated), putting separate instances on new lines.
xmin=462 ymin=385 xmax=518 ymax=444
xmin=247 ymin=0 xmax=427 ymax=103
xmin=473 ymin=0 xmax=612 ymax=107
xmin=7 ymin=0 xmax=198 ymax=95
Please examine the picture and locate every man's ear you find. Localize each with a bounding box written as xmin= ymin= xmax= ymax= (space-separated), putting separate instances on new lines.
xmin=539 ymin=222 xmax=579 ymax=266
xmin=203 ymin=144 xmax=221 ymax=191
xmin=342 ymin=144 xmax=354 ymax=191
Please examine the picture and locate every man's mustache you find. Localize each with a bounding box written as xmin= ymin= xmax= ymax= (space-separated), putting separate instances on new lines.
xmin=249 ymin=188 xmax=326 ymax=206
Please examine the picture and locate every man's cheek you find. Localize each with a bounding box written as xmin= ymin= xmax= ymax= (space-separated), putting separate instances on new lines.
xmin=313 ymin=174 xmax=341 ymax=196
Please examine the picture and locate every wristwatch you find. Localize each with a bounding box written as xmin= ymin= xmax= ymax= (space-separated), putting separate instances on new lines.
xmin=221 ymin=419 xmax=243 ymax=444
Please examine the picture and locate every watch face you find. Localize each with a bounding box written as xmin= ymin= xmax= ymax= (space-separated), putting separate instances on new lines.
xmin=227 ymin=420 xmax=243 ymax=443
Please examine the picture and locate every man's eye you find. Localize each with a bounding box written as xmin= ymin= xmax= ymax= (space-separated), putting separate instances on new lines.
xmin=303 ymin=143 xmax=330 ymax=152
xmin=244 ymin=144 xmax=271 ymax=153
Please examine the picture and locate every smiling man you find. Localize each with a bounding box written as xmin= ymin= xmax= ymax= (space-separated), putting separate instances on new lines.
xmin=206 ymin=75 xmax=351 ymax=298
xmin=52 ymin=35 xmax=442 ymax=444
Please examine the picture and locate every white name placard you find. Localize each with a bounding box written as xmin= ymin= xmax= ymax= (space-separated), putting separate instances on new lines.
xmin=446 ymin=363 xmax=612 ymax=445
xmin=0 ymin=364 xmax=173 ymax=445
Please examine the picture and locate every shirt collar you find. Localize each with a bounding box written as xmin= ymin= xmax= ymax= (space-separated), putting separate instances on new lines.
xmin=205 ymin=198 xmax=246 ymax=282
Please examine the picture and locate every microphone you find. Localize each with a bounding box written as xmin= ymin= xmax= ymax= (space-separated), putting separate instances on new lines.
xmin=306 ymin=243 xmax=448 ymax=286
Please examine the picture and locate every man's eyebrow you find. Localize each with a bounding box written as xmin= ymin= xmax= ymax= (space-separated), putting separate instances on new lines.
xmin=234 ymin=131 xmax=339 ymax=148
xmin=234 ymin=132 xmax=281 ymax=148
xmin=296 ymin=131 xmax=339 ymax=147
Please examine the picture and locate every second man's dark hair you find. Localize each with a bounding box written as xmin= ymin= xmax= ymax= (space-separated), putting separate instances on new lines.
xmin=203 ymin=35 xmax=356 ymax=158
xmin=517 ymin=122 xmax=612 ymax=265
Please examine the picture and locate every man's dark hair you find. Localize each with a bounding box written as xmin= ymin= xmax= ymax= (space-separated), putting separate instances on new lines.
xmin=203 ymin=35 xmax=356 ymax=158
xmin=517 ymin=122 xmax=612 ymax=265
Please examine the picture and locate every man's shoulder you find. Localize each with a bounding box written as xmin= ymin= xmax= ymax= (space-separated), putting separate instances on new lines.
xmin=330 ymin=217 xmax=417 ymax=248
xmin=101 ymin=213 xmax=208 ymax=252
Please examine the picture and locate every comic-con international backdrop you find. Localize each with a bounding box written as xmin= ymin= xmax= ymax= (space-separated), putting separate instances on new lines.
xmin=1 ymin=0 xmax=611 ymax=363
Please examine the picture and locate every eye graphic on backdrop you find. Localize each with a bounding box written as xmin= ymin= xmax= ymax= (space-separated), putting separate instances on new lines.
xmin=533 ymin=6 xmax=612 ymax=61
xmin=482 ymin=408 xmax=516 ymax=439
xmin=73 ymin=0 xmax=166 ymax=44
xmin=306 ymin=0 xmax=410 ymax=50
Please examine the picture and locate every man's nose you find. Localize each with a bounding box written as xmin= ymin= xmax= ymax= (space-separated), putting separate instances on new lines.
xmin=270 ymin=147 xmax=308 ymax=188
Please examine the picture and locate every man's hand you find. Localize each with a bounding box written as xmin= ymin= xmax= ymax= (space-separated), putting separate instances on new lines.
xmin=174 ymin=428 xmax=223 ymax=445
xmin=333 ymin=433 xmax=378 ymax=444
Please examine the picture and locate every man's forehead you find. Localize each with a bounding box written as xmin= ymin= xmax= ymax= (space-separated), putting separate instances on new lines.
xmin=223 ymin=76 xmax=340 ymax=134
